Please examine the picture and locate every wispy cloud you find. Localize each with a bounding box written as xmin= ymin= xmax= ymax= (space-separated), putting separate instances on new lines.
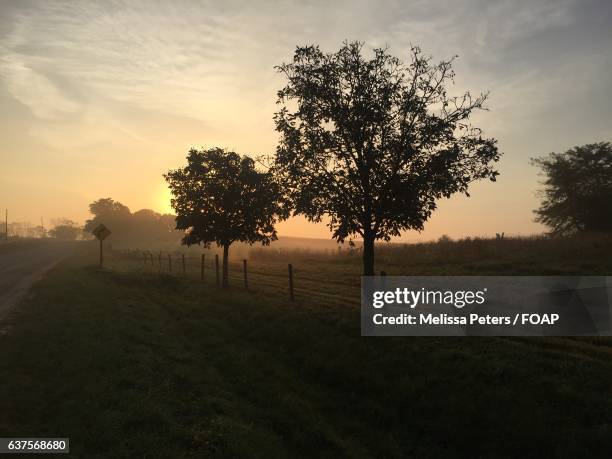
xmin=0 ymin=51 xmax=81 ymax=119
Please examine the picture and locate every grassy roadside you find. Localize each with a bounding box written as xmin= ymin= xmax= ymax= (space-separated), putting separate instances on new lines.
xmin=2 ymin=250 xmax=612 ymax=457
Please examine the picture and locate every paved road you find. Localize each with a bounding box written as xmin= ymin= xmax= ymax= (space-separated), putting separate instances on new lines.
xmin=0 ymin=241 xmax=76 ymax=321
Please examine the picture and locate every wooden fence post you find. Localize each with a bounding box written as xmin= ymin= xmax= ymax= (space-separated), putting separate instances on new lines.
xmin=215 ymin=254 xmax=219 ymax=286
xmin=182 ymin=254 xmax=186 ymax=275
xmin=168 ymin=254 xmax=172 ymax=272
xmin=201 ymin=254 xmax=205 ymax=281
xmin=288 ymin=263 xmax=294 ymax=302
xmin=243 ymin=259 xmax=248 ymax=289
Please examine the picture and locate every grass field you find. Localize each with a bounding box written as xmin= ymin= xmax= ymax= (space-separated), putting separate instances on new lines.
xmin=2 ymin=239 xmax=612 ymax=457
xmin=111 ymin=233 xmax=612 ymax=310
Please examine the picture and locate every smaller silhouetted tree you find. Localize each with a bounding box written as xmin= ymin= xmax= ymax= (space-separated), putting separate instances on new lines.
xmin=164 ymin=147 xmax=288 ymax=287
xmin=532 ymin=142 xmax=612 ymax=235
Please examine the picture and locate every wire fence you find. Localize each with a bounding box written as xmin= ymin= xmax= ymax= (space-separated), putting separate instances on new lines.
xmin=105 ymin=248 xmax=363 ymax=309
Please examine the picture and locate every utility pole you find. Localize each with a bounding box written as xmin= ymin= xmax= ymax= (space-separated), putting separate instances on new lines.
xmin=41 ymin=217 xmax=45 ymax=238
xmin=5 ymin=209 xmax=7 ymax=242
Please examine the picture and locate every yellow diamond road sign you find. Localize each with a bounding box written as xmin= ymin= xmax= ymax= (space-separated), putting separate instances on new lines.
xmin=92 ymin=224 xmax=111 ymax=241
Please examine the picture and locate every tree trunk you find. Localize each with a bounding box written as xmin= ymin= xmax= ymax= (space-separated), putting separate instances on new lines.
xmin=222 ymin=243 xmax=229 ymax=287
xmin=363 ymin=233 xmax=375 ymax=276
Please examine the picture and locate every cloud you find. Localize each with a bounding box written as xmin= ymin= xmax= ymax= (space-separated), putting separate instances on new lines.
xmin=1 ymin=0 xmax=608 ymax=130
xmin=0 ymin=51 xmax=81 ymax=119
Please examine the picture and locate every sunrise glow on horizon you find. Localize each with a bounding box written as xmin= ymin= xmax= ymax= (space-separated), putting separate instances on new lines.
xmin=2 ymin=0 xmax=611 ymax=242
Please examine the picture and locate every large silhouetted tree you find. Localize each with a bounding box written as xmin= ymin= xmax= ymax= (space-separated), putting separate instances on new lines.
xmin=164 ymin=147 xmax=288 ymax=286
xmin=532 ymin=142 xmax=612 ymax=235
xmin=273 ymin=42 xmax=501 ymax=275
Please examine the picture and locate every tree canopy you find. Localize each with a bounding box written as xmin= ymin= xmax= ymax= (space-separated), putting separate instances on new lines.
xmin=49 ymin=219 xmax=81 ymax=240
xmin=532 ymin=142 xmax=612 ymax=235
xmin=273 ymin=41 xmax=500 ymax=275
xmin=164 ymin=147 xmax=288 ymax=286
xmin=88 ymin=198 xmax=131 ymax=219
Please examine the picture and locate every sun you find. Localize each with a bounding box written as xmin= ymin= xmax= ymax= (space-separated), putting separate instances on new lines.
xmin=158 ymin=185 xmax=174 ymax=215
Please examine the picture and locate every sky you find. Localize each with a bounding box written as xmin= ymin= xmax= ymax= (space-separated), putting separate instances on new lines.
xmin=1 ymin=0 xmax=611 ymax=241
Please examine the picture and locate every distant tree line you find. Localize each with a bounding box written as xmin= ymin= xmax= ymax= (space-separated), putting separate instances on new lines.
xmin=84 ymin=198 xmax=181 ymax=247
xmin=3 ymin=222 xmax=47 ymax=239
xmin=2 ymin=219 xmax=83 ymax=240
xmin=48 ymin=219 xmax=82 ymax=240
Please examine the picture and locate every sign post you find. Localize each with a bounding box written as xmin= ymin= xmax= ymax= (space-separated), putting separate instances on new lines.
xmin=92 ymin=224 xmax=111 ymax=268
